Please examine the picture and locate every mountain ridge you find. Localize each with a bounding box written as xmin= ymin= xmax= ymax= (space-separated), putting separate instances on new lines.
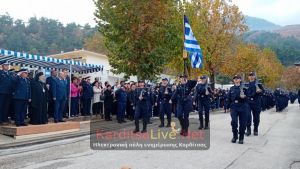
xmin=244 ymin=15 xmax=281 ymax=31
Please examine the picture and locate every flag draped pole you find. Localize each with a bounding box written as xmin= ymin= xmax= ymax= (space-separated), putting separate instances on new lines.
xmin=183 ymin=15 xmax=203 ymax=75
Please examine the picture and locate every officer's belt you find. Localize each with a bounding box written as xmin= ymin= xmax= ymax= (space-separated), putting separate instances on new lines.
xmin=199 ymin=94 xmax=207 ymax=98
xmin=247 ymin=97 xmax=257 ymax=101
xmin=233 ymin=100 xmax=246 ymax=104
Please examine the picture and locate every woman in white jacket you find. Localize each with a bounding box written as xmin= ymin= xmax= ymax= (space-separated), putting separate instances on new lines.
xmin=93 ymin=81 xmax=103 ymax=117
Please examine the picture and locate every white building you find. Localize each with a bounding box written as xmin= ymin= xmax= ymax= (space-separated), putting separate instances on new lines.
xmin=49 ymin=49 xmax=175 ymax=84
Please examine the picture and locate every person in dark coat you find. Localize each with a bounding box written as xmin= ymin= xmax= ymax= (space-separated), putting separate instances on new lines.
xmin=104 ymin=85 xmax=114 ymax=121
xmin=52 ymin=72 xmax=68 ymax=123
xmin=30 ymin=72 xmax=48 ymax=125
xmin=115 ymin=85 xmax=127 ymax=123
xmin=245 ymin=72 xmax=264 ymax=136
xmin=156 ymin=78 xmax=173 ymax=128
xmin=12 ymin=69 xmax=31 ymax=127
xmin=133 ymin=80 xmax=150 ymax=133
xmin=81 ymin=77 xmax=93 ymax=116
xmin=194 ymin=75 xmax=212 ymax=130
xmin=170 ymin=75 xmax=197 ymax=136
xmin=46 ymin=70 xmax=57 ymax=118
xmin=226 ymin=75 xmax=249 ymax=144
xmin=0 ymin=61 xmax=14 ymax=125
xmin=126 ymin=84 xmax=136 ymax=121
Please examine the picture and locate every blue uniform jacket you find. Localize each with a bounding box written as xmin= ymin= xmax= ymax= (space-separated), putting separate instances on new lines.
xmin=157 ymin=86 xmax=172 ymax=103
xmin=171 ymin=80 xmax=197 ymax=103
xmin=82 ymin=81 xmax=93 ymax=99
xmin=194 ymin=83 xmax=212 ymax=102
xmin=0 ymin=70 xmax=14 ymax=94
xmin=134 ymin=88 xmax=149 ymax=106
xmin=245 ymin=81 xmax=264 ymax=104
xmin=227 ymin=85 xmax=248 ymax=109
xmin=46 ymin=76 xmax=56 ymax=97
xmin=52 ymin=77 xmax=68 ymax=100
xmin=116 ymin=89 xmax=127 ymax=103
xmin=12 ymin=76 xmax=31 ymax=100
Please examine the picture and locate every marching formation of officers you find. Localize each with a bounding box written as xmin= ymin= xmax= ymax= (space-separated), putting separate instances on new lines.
xmin=1 ymin=60 xmax=299 ymax=145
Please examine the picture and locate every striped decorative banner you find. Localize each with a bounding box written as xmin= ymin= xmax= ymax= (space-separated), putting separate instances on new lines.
xmin=0 ymin=48 xmax=104 ymax=73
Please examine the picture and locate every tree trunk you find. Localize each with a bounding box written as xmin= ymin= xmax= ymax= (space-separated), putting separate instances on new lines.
xmin=210 ymin=71 xmax=216 ymax=90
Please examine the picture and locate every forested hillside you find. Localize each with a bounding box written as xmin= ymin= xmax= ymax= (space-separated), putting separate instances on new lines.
xmin=0 ymin=14 xmax=96 ymax=55
xmin=244 ymin=31 xmax=300 ymax=66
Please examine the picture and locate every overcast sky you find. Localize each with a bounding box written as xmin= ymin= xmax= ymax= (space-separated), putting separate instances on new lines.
xmin=0 ymin=0 xmax=299 ymax=26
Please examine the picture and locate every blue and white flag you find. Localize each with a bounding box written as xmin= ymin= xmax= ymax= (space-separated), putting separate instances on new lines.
xmin=184 ymin=15 xmax=203 ymax=68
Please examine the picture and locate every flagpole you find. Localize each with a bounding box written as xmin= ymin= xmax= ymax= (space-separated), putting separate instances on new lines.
xmin=183 ymin=15 xmax=188 ymax=78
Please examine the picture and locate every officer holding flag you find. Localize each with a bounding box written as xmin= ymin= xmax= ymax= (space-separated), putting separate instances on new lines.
xmin=171 ymin=75 xmax=197 ymax=136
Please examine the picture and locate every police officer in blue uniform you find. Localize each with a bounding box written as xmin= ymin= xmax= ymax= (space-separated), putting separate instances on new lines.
xmin=52 ymin=71 xmax=68 ymax=122
xmin=115 ymin=85 xmax=127 ymax=123
xmin=12 ymin=69 xmax=31 ymax=127
xmin=227 ymin=75 xmax=249 ymax=144
xmin=156 ymin=78 xmax=172 ymax=128
xmin=171 ymin=75 xmax=197 ymax=136
xmin=0 ymin=61 xmax=14 ymax=125
xmin=274 ymin=88 xmax=287 ymax=112
xmin=194 ymin=75 xmax=212 ymax=130
xmin=133 ymin=80 xmax=149 ymax=133
xmin=81 ymin=77 xmax=93 ymax=116
xmin=245 ymin=72 xmax=264 ymax=136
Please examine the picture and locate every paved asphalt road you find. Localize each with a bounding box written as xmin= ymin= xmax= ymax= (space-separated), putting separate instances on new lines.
xmin=0 ymin=103 xmax=299 ymax=169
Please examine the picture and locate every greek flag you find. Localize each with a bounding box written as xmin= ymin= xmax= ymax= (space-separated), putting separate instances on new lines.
xmin=184 ymin=15 xmax=203 ymax=68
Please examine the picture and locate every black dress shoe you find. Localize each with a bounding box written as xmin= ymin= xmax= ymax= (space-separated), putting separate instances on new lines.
xmin=245 ymin=128 xmax=251 ymax=136
xmin=198 ymin=126 xmax=203 ymax=130
xmin=231 ymin=138 xmax=237 ymax=143
xmin=59 ymin=120 xmax=66 ymax=122
xmin=141 ymin=129 xmax=147 ymax=133
xmin=158 ymin=124 xmax=164 ymax=128
xmin=166 ymin=124 xmax=171 ymax=128
xmin=254 ymin=131 xmax=258 ymax=136
xmin=121 ymin=120 xmax=127 ymax=123
xmin=16 ymin=124 xmax=21 ymax=127
xmin=148 ymin=121 xmax=153 ymax=124
xmin=204 ymin=126 xmax=209 ymax=130
xmin=133 ymin=129 xmax=140 ymax=133
xmin=21 ymin=123 xmax=28 ymax=126
xmin=238 ymin=140 xmax=244 ymax=144
xmin=118 ymin=121 xmax=122 ymax=124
